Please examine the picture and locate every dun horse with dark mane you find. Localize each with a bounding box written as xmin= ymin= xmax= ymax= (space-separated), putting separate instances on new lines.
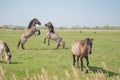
xmin=72 ymin=38 xmax=93 ymax=72
xmin=44 ymin=22 xmax=65 ymax=49
xmin=17 ymin=18 xmax=41 ymax=49
xmin=0 ymin=40 xmax=12 ymax=64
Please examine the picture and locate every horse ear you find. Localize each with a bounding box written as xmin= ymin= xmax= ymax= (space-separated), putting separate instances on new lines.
xmin=91 ymin=38 xmax=94 ymax=41
xmin=34 ymin=18 xmax=36 ymax=19
xmin=48 ymin=22 xmax=52 ymax=25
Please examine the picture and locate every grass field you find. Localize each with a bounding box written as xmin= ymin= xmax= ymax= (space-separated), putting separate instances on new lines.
xmin=0 ymin=29 xmax=120 ymax=80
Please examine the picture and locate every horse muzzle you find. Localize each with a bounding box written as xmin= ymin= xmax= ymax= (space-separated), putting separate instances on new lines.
xmin=45 ymin=24 xmax=47 ymax=26
xmin=89 ymin=51 xmax=92 ymax=54
xmin=38 ymin=22 xmax=41 ymax=25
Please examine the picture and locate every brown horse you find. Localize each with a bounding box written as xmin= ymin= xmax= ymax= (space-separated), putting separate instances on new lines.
xmin=44 ymin=22 xmax=65 ymax=49
xmin=72 ymin=38 xmax=93 ymax=72
xmin=0 ymin=40 xmax=12 ymax=64
xmin=17 ymin=18 xmax=41 ymax=49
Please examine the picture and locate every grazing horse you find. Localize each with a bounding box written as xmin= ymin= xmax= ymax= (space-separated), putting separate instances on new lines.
xmin=0 ymin=40 xmax=12 ymax=64
xmin=72 ymin=38 xmax=93 ymax=72
xmin=44 ymin=22 xmax=65 ymax=49
xmin=17 ymin=18 xmax=41 ymax=49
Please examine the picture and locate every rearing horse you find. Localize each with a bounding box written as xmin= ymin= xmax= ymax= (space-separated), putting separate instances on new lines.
xmin=17 ymin=18 xmax=41 ymax=49
xmin=44 ymin=22 xmax=65 ymax=49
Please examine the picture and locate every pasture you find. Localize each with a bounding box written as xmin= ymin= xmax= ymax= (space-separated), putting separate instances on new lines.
xmin=0 ymin=29 xmax=120 ymax=79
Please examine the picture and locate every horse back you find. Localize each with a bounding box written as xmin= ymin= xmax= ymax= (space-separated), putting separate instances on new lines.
xmin=49 ymin=33 xmax=62 ymax=41
xmin=72 ymin=40 xmax=88 ymax=57
xmin=0 ymin=40 xmax=5 ymax=52
xmin=72 ymin=40 xmax=81 ymax=56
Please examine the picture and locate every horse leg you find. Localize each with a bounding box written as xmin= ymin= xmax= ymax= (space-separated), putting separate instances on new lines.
xmin=85 ymin=56 xmax=89 ymax=73
xmin=21 ymin=43 xmax=25 ymax=49
xmin=44 ymin=37 xmax=47 ymax=44
xmin=17 ymin=39 xmax=21 ymax=49
xmin=62 ymin=40 xmax=65 ymax=49
xmin=1 ymin=55 xmax=3 ymax=63
xmin=56 ymin=43 xmax=60 ymax=49
xmin=37 ymin=29 xmax=41 ymax=35
xmin=85 ymin=56 xmax=89 ymax=67
xmin=72 ymin=54 xmax=76 ymax=66
xmin=80 ymin=58 xmax=83 ymax=71
xmin=77 ymin=56 xmax=80 ymax=68
xmin=48 ymin=38 xmax=50 ymax=46
xmin=0 ymin=50 xmax=4 ymax=63
xmin=21 ymin=38 xmax=27 ymax=49
xmin=56 ymin=40 xmax=61 ymax=49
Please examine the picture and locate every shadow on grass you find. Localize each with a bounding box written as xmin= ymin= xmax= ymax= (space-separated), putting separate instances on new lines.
xmin=10 ymin=62 xmax=23 ymax=64
xmin=0 ymin=61 xmax=23 ymax=64
xmin=25 ymin=47 xmax=69 ymax=50
xmin=89 ymin=66 xmax=120 ymax=77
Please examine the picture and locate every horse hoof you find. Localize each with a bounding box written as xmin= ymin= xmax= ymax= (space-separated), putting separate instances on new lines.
xmin=86 ymin=69 xmax=89 ymax=73
xmin=22 ymin=48 xmax=25 ymax=50
xmin=55 ymin=47 xmax=59 ymax=49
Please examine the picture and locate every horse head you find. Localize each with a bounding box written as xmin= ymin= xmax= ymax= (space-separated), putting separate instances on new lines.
xmin=86 ymin=38 xmax=93 ymax=54
xmin=28 ymin=18 xmax=41 ymax=28
xmin=45 ymin=22 xmax=52 ymax=28
xmin=6 ymin=52 xmax=12 ymax=64
xmin=34 ymin=18 xmax=41 ymax=25
xmin=45 ymin=22 xmax=55 ymax=33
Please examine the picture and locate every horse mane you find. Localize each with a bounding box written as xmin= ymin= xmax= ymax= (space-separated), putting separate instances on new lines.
xmin=49 ymin=24 xmax=55 ymax=33
xmin=80 ymin=40 xmax=86 ymax=46
xmin=80 ymin=38 xmax=90 ymax=46
xmin=86 ymin=38 xmax=90 ymax=41
xmin=4 ymin=42 xmax=10 ymax=53
xmin=28 ymin=18 xmax=36 ymax=29
xmin=47 ymin=22 xmax=55 ymax=33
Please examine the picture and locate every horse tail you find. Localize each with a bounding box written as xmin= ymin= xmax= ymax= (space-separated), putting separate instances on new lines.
xmin=17 ymin=39 xmax=21 ymax=49
xmin=62 ymin=39 xmax=65 ymax=49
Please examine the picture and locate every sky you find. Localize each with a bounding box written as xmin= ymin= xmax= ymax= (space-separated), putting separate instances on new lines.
xmin=0 ymin=0 xmax=120 ymax=27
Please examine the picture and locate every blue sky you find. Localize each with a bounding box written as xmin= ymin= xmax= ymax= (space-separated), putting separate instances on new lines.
xmin=0 ymin=0 xmax=120 ymax=27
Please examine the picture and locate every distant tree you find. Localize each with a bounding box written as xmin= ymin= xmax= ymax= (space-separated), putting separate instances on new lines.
xmin=1 ymin=25 xmax=10 ymax=29
xmin=103 ymin=24 xmax=109 ymax=29
xmin=15 ymin=26 xmax=25 ymax=30
xmin=95 ymin=25 xmax=100 ymax=29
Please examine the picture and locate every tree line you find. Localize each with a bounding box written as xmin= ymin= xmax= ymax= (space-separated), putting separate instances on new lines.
xmin=0 ymin=24 xmax=120 ymax=30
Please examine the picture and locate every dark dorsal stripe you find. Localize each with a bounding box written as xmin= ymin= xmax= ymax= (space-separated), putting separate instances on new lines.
xmin=4 ymin=42 xmax=10 ymax=53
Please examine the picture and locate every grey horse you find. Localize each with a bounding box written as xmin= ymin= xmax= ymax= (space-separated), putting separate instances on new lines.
xmin=17 ymin=18 xmax=41 ymax=49
xmin=44 ymin=22 xmax=65 ymax=49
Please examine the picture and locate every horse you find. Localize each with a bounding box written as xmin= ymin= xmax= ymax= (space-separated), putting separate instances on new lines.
xmin=17 ymin=18 xmax=41 ymax=49
xmin=71 ymin=38 xmax=93 ymax=72
xmin=44 ymin=22 xmax=65 ymax=49
xmin=0 ymin=40 xmax=12 ymax=64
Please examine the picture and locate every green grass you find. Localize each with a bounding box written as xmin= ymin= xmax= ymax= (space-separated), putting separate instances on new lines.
xmin=0 ymin=29 xmax=120 ymax=79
